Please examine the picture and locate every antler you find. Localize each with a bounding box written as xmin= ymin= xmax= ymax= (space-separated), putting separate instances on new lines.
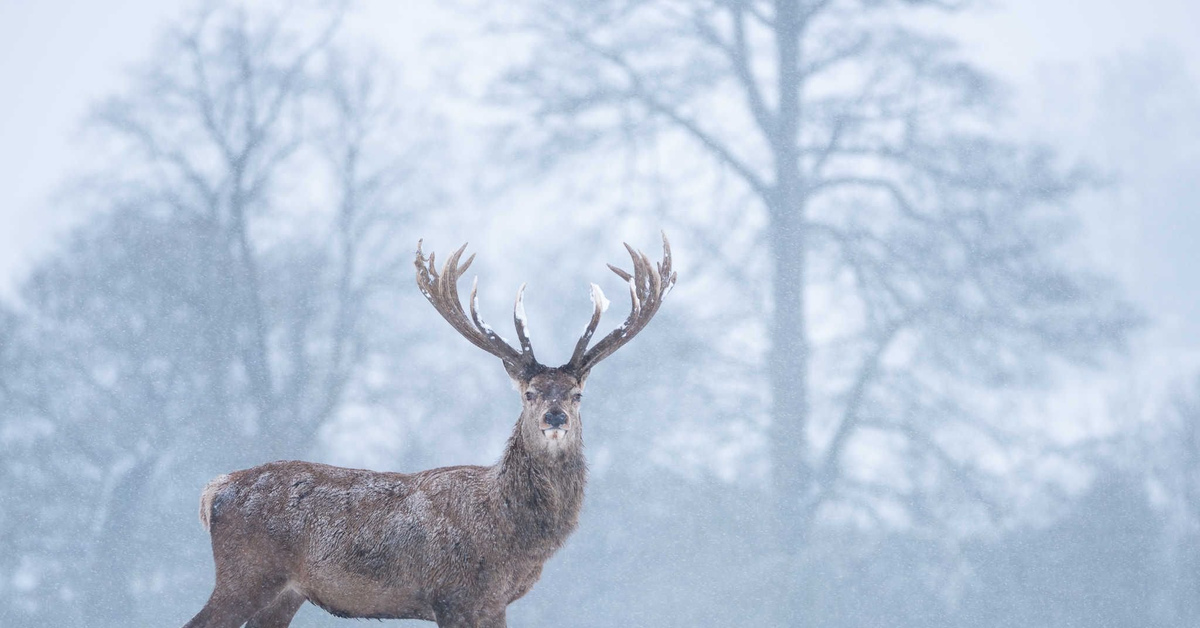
xmin=415 ymin=241 xmax=538 ymax=376
xmin=568 ymin=233 xmax=676 ymax=375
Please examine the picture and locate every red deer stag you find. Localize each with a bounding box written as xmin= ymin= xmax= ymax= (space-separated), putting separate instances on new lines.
xmin=182 ymin=235 xmax=675 ymax=628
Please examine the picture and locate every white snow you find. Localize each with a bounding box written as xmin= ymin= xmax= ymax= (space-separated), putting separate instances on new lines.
xmin=515 ymin=283 xmax=531 ymax=339
xmin=472 ymin=277 xmax=510 ymax=341
xmin=589 ymin=282 xmax=610 ymax=313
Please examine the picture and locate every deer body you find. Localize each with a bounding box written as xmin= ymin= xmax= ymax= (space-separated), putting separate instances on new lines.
xmin=183 ymin=237 xmax=673 ymax=628
xmin=194 ymin=407 xmax=584 ymax=625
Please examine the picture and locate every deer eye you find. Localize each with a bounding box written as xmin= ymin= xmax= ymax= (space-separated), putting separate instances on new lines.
xmin=572 ymin=393 xmax=583 ymax=402
xmin=524 ymin=391 xmax=535 ymax=401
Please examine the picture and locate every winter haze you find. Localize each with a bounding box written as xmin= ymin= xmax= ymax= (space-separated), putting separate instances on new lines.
xmin=2 ymin=0 xmax=1199 ymax=626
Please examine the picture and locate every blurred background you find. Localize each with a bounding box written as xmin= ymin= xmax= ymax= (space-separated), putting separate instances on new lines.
xmin=1 ymin=0 xmax=1198 ymax=626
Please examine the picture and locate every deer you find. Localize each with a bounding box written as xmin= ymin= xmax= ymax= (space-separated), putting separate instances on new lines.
xmin=181 ymin=235 xmax=675 ymax=628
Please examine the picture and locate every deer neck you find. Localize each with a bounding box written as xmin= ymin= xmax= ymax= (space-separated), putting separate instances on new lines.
xmin=494 ymin=417 xmax=587 ymax=552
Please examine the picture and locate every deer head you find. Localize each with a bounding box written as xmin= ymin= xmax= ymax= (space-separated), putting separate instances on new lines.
xmin=414 ymin=234 xmax=676 ymax=451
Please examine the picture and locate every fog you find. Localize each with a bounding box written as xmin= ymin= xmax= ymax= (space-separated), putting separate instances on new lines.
xmin=2 ymin=1 xmax=1198 ymax=626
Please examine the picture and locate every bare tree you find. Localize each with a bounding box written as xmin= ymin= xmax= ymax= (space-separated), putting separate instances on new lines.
xmin=0 ymin=2 xmax=443 ymax=625
xmin=487 ymin=0 xmax=1139 ymax=621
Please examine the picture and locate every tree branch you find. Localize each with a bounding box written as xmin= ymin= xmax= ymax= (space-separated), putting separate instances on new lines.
xmin=691 ymin=3 xmax=776 ymax=138
xmin=807 ymin=175 xmax=937 ymax=226
xmin=566 ymin=26 xmax=772 ymax=199
xmin=811 ymin=314 xmax=911 ymax=507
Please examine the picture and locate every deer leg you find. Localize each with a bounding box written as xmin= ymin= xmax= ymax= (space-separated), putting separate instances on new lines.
xmin=434 ymin=607 xmax=507 ymax=628
xmin=181 ymin=576 xmax=287 ymax=628
xmin=245 ymin=589 xmax=305 ymax=628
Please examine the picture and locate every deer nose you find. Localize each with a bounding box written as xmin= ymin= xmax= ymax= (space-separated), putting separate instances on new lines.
xmin=544 ymin=410 xmax=568 ymax=428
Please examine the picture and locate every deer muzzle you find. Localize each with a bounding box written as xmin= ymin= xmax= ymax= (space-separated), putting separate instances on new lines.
xmin=541 ymin=409 xmax=569 ymax=439
xmin=543 ymin=409 xmax=567 ymax=428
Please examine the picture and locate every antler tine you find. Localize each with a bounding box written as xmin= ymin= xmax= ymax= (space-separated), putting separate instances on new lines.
xmin=655 ymin=230 xmax=677 ymax=299
xmin=416 ymin=240 xmax=432 ymax=283
xmin=628 ymin=243 xmax=655 ymax=311
xmin=638 ymin=249 xmax=660 ymax=304
xmin=468 ymin=276 xmax=486 ymax=332
xmin=606 ymin=263 xmax=632 ymax=282
xmin=467 ymin=276 xmax=523 ymax=361
xmin=568 ymin=283 xmax=609 ymax=367
xmin=568 ymin=234 xmax=676 ymax=374
xmin=440 ymin=244 xmax=471 ymax=328
xmin=626 ymin=265 xmax=643 ymax=320
xmin=435 ymin=254 xmax=494 ymax=353
xmin=513 ymin=284 xmax=536 ymax=361
xmin=414 ymin=241 xmax=525 ymax=368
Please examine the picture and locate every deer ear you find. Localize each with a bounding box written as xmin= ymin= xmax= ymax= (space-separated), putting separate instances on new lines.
xmin=504 ymin=362 xmax=526 ymax=386
xmin=504 ymin=360 xmax=547 ymax=386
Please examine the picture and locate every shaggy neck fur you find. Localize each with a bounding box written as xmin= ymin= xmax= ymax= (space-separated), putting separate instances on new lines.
xmin=495 ymin=417 xmax=587 ymax=555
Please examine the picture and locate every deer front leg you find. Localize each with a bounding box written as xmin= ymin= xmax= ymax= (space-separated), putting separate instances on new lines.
xmin=245 ymin=589 xmax=305 ymax=628
xmin=434 ymin=606 xmax=507 ymax=628
xmin=181 ymin=578 xmax=287 ymax=628
xmin=479 ymin=611 xmax=507 ymax=628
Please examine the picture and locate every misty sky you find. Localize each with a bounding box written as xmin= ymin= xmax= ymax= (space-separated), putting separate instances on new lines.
xmin=3 ymin=4 xmax=1200 ymax=625
xmin=2 ymin=0 xmax=1198 ymax=349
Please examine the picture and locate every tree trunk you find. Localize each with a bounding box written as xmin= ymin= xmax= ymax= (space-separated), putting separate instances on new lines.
xmin=767 ymin=3 xmax=813 ymax=624
xmin=767 ymin=196 xmax=814 ymax=626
